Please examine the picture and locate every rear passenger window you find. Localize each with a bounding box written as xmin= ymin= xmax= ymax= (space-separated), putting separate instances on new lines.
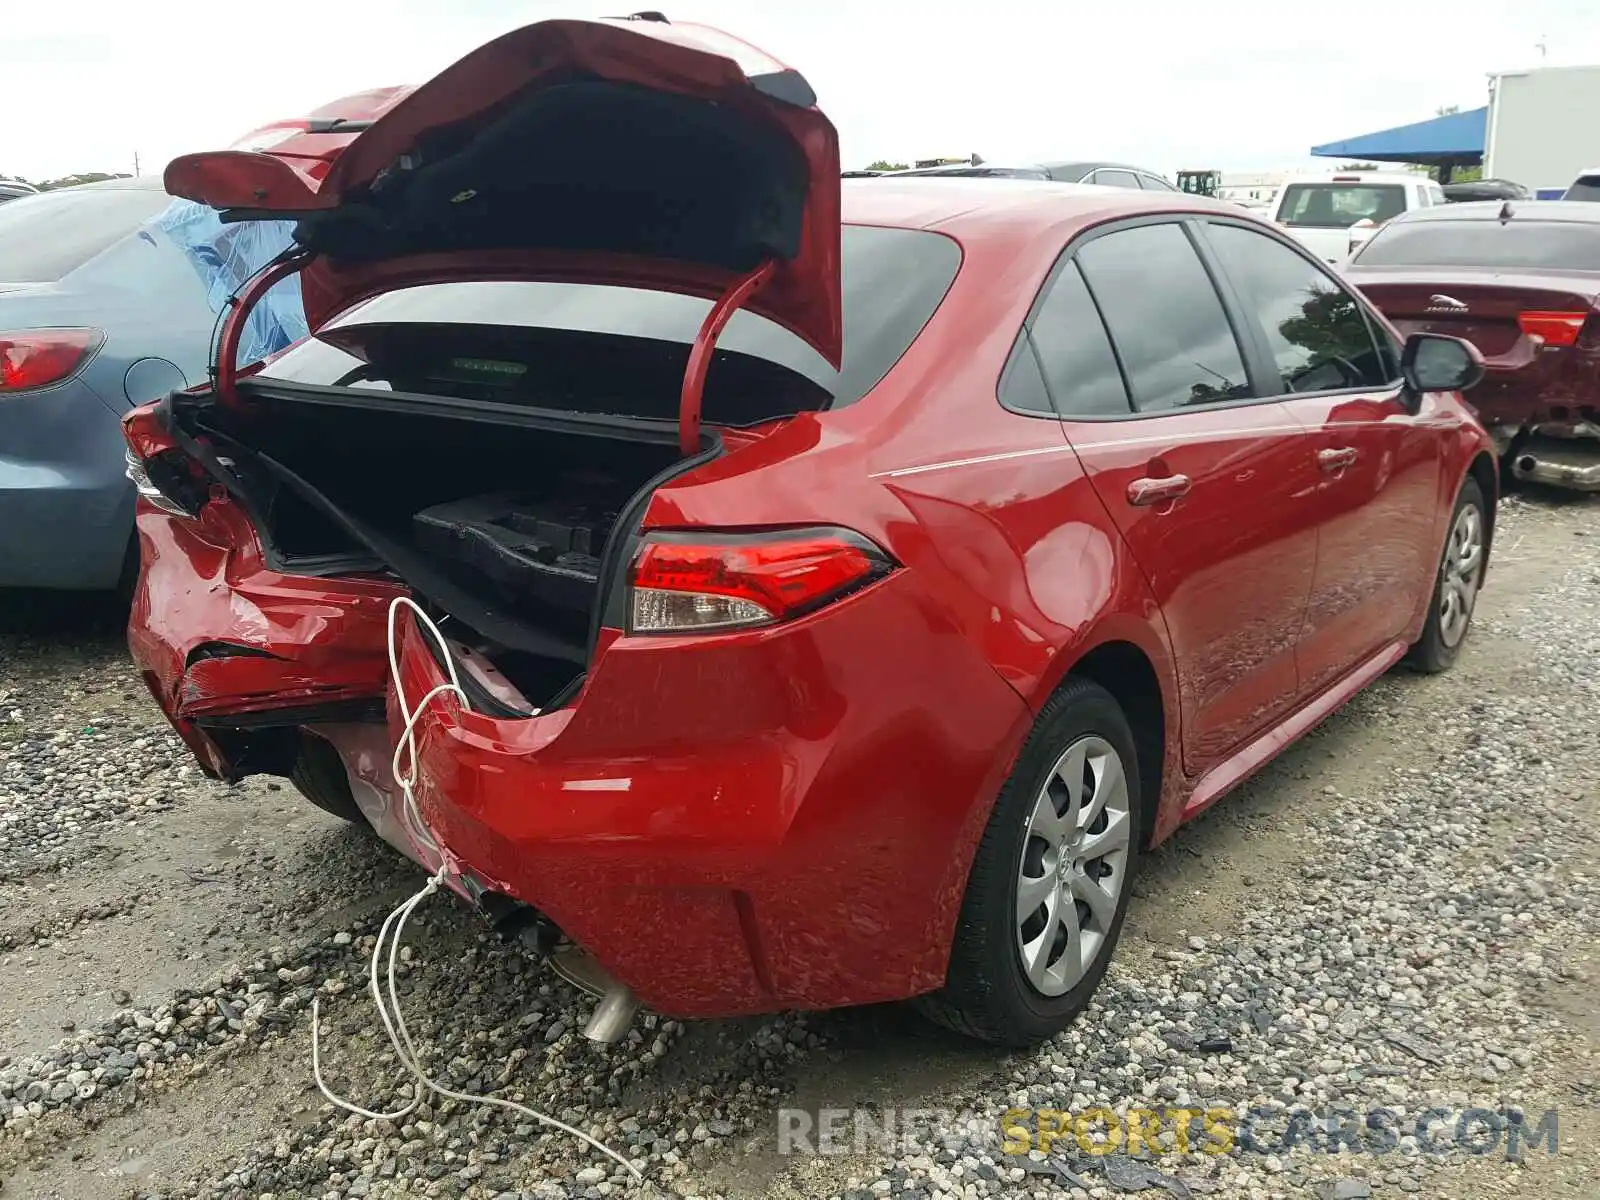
xmin=1092 ymin=169 xmax=1141 ymax=190
xmin=1205 ymin=222 xmax=1390 ymax=393
xmin=1075 ymin=222 xmax=1252 ymax=412
xmin=1023 ymin=261 xmax=1130 ymax=417
xmin=997 ymin=333 xmax=1055 ymax=415
xmin=1139 ymin=174 xmax=1179 ymax=192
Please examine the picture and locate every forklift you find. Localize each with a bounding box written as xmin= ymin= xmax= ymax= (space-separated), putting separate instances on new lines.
xmin=1177 ymin=169 xmax=1222 ymax=198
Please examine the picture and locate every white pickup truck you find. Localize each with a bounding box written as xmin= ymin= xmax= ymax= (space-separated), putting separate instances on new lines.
xmin=1270 ymin=171 xmax=1446 ymax=265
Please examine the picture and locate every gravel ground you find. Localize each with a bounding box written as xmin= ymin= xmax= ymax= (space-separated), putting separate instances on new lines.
xmin=0 ymin=489 xmax=1595 ymax=1200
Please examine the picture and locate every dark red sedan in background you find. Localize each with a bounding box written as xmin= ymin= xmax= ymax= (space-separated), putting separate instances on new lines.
xmin=123 ymin=15 xmax=1495 ymax=1046
xmin=1346 ymin=200 xmax=1600 ymax=491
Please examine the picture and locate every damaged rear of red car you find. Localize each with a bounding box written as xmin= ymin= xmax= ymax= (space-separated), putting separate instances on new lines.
xmin=126 ymin=16 xmax=1019 ymax=1034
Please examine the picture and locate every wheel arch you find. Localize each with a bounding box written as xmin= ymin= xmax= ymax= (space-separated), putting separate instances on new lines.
xmin=1024 ymin=614 xmax=1181 ymax=853
xmin=1466 ymin=450 xmax=1498 ymax=581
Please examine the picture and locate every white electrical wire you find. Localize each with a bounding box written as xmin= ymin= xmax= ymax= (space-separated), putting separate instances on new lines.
xmin=308 ymin=596 xmax=646 ymax=1183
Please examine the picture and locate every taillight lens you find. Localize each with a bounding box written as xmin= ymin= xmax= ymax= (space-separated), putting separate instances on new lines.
xmin=1518 ymin=311 xmax=1588 ymax=348
xmin=0 ymin=328 xmax=103 ymax=393
xmin=122 ymin=402 xmax=208 ymax=518
xmin=628 ymin=528 xmax=895 ymax=635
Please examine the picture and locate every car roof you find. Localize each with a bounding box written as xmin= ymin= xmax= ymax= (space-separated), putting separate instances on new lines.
xmin=840 ymin=176 xmax=1236 ymax=238
xmin=1038 ymin=160 xmax=1148 ymax=175
xmin=1281 ymin=173 xmax=1425 ymax=186
xmin=1388 ymin=199 xmax=1600 ymax=225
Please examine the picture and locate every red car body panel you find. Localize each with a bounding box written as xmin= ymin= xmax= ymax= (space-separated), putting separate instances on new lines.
xmin=128 ymin=496 xmax=400 ymax=776
xmin=164 ymin=18 xmax=844 ymax=368
xmin=126 ymin=25 xmax=1498 ymax=1019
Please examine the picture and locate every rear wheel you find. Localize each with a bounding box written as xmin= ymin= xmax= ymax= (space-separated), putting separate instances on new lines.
xmin=917 ymin=678 xmax=1142 ymax=1046
xmin=289 ymin=734 xmax=367 ymax=825
xmin=1407 ymin=477 xmax=1486 ymax=674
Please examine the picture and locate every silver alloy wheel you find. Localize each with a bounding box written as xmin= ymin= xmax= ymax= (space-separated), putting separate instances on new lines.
xmin=1439 ymin=502 xmax=1484 ymax=649
xmin=1015 ymin=734 xmax=1132 ymax=997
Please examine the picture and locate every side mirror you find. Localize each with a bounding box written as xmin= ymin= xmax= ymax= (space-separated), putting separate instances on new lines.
xmin=1401 ymin=332 xmax=1485 ymax=394
xmin=1346 ymin=217 xmax=1377 ymax=259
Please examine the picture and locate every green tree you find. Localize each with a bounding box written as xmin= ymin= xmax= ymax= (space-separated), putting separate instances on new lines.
xmin=1278 ymin=288 xmax=1371 ymax=372
xmin=866 ymin=160 xmax=910 ymax=172
xmin=2 ymin=171 xmax=133 ymax=191
xmin=36 ymin=172 xmax=133 ymax=190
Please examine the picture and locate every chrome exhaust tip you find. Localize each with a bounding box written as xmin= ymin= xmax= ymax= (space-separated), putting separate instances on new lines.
xmin=547 ymin=947 xmax=640 ymax=1044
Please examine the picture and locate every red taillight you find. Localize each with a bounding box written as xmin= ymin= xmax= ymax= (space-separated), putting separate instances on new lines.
xmin=0 ymin=328 xmax=102 ymax=392
xmin=122 ymin=402 xmax=207 ymax=518
xmin=1517 ymin=311 xmax=1588 ymax=348
xmin=122 ymin=402 xmax=180 ymax=460
xmin=628 ymin=528 xmax=895 ymax=634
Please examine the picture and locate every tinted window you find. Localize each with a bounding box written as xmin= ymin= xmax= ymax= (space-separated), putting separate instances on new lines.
xmin=997 ymin=335 xmax=1054 ymax=415
xmin=1139 ymin=174 xmax=1179 ymax=192
xmin=1092 ymin=170 xmax=1141 ymax=190
xmin=1565 ymin=174 xmax=1600 ymax=201
xmin=259 ymin=225 xmax=962 ymax=419
xmin=0 ymin=186 xmax=172 ymax=281
xmin=1024 ymin=262 xmax=1130 ymax=417
xmin=1278 ymin=183 xmax=1407 ymax=229
xmin=1207 ymin=223 xmax=1389 ymax=393
xmin=1076 ymin=222 xmax=1251 ymax=412
xmin=1352 ymin=219 xmax=1600 ymax=271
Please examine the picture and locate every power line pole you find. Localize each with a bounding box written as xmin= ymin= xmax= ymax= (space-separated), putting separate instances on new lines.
xmin=133 ymin=151 xmax=141 ymax=178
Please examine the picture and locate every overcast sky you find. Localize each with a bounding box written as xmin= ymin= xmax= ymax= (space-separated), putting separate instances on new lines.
xmin=9 ymin=0 xmax=1600 ymax=182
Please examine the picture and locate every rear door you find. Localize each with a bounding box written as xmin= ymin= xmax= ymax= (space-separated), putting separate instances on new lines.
xmin=1035 ymin=218 xmax=1320 ymax=775
xmin=1200 ymin=217 xmax=1443 ymax=693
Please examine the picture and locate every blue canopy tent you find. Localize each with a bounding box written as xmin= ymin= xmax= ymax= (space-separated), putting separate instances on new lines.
xmin=1310 ymin=106 xmax=1487 ymax=183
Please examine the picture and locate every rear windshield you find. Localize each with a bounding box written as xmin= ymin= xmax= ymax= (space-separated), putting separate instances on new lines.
xmin=1352 ymin=219 xmax=1600 ymax=271
xmin=256 ymin=225 xmax=962 ymax=424
xmin=1278 ymin=183 xmax=1407 ymax=229
xmin=0 ymin=186 xmax=172 ymax=282
xmin=1564 ymin=175 xmax=1600 ymax=201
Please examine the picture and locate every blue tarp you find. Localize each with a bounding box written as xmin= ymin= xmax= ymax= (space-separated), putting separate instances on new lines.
xmin=154 ymin=199 xmax=309 ymax=366
xmin=1310 ymin=107 xmax=1487 ymax=164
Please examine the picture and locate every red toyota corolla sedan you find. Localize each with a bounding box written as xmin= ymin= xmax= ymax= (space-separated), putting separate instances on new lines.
xmin=123 ymin=16 xmax=1496 ymax=1046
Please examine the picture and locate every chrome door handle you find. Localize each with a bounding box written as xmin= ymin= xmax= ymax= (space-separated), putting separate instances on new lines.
xmin=1318 ymin=447 xmax=1358 ymax=472
xmin=1127 ymin=474 xmax=1192 ymax=506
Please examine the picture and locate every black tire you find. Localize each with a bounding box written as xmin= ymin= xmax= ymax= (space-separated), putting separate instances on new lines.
xmin=916 ymin=677 xmax=1143 ymax=1046
xmin=1406 ymin=477 xmax=1487 ymax=675
xmin=289 ymin=733 xmax=367 ymax=824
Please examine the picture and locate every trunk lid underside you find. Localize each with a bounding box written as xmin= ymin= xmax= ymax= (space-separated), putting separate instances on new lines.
xmin=162 ymin=16 xmax=843 ymax=371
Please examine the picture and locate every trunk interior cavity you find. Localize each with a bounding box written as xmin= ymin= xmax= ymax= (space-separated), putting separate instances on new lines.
xmin=181 ymin=387 xmax=696 ymax=712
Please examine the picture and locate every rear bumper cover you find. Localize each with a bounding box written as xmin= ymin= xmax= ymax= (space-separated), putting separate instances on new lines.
xmin=127 ymin=499 xmax=1031 ymax=1017
xmin=126 ymin=499 xmax=402 ymax=777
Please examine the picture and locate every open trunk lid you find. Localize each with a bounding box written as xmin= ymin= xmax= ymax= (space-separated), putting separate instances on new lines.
xmin=227 ymin=86 xmax=416 ymax=181
xmin=163 ymin=14 xmax=843 ymax=391
xmin=1348 ymin=265 xmax=1600 ymax=424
